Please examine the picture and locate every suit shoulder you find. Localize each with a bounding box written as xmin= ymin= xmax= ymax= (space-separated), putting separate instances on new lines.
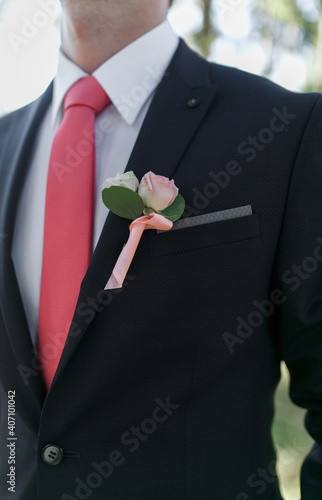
xmin=0 ymin=111 xmax=17 ymax=151
xmin=175 ymin=42 xmax=320 ymax=110
xmin=207 ymin=60 xmax=320 ymax=109
xmin=0 ymin=85 xmax=52 ymax=144
xmin=0 ymin=104 xmax=34 ymax=138
xmin=0 ymin=110 xmax=15 ymax=134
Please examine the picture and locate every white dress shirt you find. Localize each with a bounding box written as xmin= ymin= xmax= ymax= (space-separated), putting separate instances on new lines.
xmin=12 ymin=20 xmax=179 ymax=347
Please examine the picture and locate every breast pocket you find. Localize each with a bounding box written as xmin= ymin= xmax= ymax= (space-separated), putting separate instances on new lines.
xmin=148 ymin=214 xmax=261 ymax=257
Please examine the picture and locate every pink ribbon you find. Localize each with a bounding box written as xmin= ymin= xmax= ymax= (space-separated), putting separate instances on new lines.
xmin=104 ymin=213 xmax=173 ymax=290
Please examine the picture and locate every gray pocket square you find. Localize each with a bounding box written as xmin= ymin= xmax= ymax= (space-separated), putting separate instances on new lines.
xmin=158 ymin=205 xmax=253 ymax=232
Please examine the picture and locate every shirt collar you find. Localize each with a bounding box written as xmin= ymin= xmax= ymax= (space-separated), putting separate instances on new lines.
xmin=51 ymin=20 xmax=179 ymax=129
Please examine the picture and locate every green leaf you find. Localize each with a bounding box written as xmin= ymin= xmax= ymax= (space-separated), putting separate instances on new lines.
xmin=159 ymin=194 xmax=185 ymax=222
xmin=102 ymin=186 xmax=145 ymax=220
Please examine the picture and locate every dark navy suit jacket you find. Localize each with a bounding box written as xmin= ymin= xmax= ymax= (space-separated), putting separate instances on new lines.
xmin=1 ymin=40 xmax=322 ymax=499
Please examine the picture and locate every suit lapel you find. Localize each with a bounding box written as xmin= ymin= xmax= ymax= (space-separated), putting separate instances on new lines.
xmin=0 ymin=86 xmax=53 ymax=408
xmin=52 ymin=41 xmax=218 ymax=387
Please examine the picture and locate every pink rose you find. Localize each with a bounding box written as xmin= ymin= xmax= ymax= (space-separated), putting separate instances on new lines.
xmin=138 ymin=172 xmax=179 ymax=211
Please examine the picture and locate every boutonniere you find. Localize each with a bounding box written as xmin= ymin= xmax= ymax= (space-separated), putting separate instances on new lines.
xmin=102 ymin=171 xmax=185 ymax=289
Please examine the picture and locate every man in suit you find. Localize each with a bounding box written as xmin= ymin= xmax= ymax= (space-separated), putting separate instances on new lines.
xmin=0 ymin=0 xmax=322 ymax=498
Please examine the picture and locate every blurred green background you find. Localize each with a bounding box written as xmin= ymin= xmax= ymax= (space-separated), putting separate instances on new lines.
xmin=273 ymin=364 xmax=313 ymax=500
xmin=170 ymin=0 xmax=322 ymax=93
xmin=1 ymin=0 xmax=322 ymax=114
xmin=1 ymin=1 xmax=321 ymax=498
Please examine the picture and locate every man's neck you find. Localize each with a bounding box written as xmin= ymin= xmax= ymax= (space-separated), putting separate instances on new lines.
xmin=60 ymin=1 xmax=169 ymax=74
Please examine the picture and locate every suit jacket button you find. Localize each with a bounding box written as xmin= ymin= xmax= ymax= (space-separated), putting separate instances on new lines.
xmin=186 ymin=97 xmax=200 ymax=108
xmin=41 ymin=444 xmax=64 ymax=466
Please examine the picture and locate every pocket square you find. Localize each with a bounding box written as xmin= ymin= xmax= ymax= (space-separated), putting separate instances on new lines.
xmin=158 ymin=205 xmax=253 ymax=232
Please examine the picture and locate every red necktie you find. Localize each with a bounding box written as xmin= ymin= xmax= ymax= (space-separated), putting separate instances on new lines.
xmin=38 ymin=76 xmax=110 ymax=390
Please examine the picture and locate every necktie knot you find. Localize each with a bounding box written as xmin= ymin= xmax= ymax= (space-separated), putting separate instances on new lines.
xmin=64 ymin=75 xmax=111 ymax=114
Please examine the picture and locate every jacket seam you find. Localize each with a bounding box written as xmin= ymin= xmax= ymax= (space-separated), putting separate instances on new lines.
xmin=275 ymin=93 xmax=322 ymax=246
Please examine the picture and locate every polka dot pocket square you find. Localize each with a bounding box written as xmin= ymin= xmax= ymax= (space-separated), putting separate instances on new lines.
xmin=157 ymin=205 xmax=253 ymax=232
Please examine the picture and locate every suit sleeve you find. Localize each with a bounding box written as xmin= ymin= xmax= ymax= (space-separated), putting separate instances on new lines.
xmin=276 ymin=94 xmax=322 ymax=500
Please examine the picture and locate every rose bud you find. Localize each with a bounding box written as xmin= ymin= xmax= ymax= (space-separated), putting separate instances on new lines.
xmin=138 ymin=172 xmax=179 ymax=211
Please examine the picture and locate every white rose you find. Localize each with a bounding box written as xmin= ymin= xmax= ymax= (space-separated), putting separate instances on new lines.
xmin=103 ymin=171 xmax=139 ymax=192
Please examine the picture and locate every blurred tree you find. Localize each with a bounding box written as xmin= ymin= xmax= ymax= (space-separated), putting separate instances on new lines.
xmin=170 ymin=0 xmax=217 ymax=58
xmin=308 ymin=13 xmax=322 ymax=91
xmin=253 ymin=0 xmax=322 ymax=91
xmin=0 ymin=0 xmax=13 ymax=21
xmin=192 ymin=0 xmax=217 ymax=58
xmin=170 ymin=0 xmax=322 ymax=91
